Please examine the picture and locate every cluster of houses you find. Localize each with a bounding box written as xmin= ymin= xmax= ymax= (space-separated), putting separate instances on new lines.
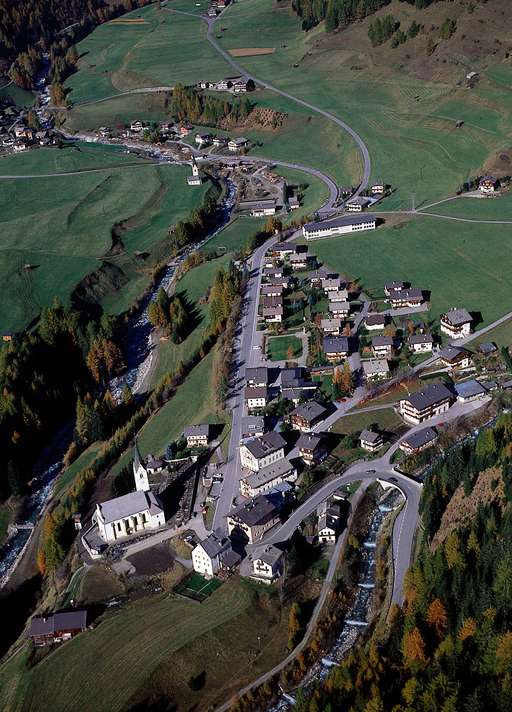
xmin=195 ymin=132 xmax=249 ymax=152
xmin=0 ymin=119 xmax=53 ymax=153
xmin=197 ymin=74 xmax=252 ymax=93
xmin=207 ymin=0 xmax=232 ymax=19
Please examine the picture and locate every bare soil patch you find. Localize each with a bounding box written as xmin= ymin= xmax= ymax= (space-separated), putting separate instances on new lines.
xmin=229 ymin=47 xmax=276 ymax=57
xmin=127 ymin=542 xmax=176 ymax=576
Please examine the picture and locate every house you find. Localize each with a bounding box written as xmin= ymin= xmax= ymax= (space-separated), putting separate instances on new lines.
xmin=239 ymin=431 xmax=286 ymax=472
xmin=329 ymin=289 xmax=349 ymax=302
xmin=384 ymin=281 xmax=405 ymax=296
xmin=183 ymin=423 xmax=212 ymax=448
xmin=323 ymin=336 xmax=350 ymax=363
xmin=296 ymin=432 xmax=327 ymax=464
xmin=251 ymin=545 xmax=284 ymax=583
xmin=227 ymin=495 xmax=280 ymax=543
xmin=437 ymin=345 xmax=472 ymax=371
xmin=245 ymin=386 xmax=268 ymax=411
xmin=261 ymin=283 xmax=284 ymax=298
xmin=233 ymin=78 xmax=250 ymax=93
xmin=195 ymin=132 xmax=212 ymax=146
xmin=262 ymin=295 xmax=283 ymax=310
xmin=362 ymin=358 xmax=390 ymax=383
xmin=289 ymin=400 xmax=327 ymax=432
xmin=398 ymin=382 xmax=453 ymax=425
xmin=478 ymin=342 xmax=497 ymax=357
xmin=455 ymin=379 xmax=487 ymax=403
xmin=371 ymin=182 xmax=385 ymax=194
xmin=29 ymin=611 xmax=88 ymax=646
xmin=245 ymin=367 xmax=268 ymax=387
xmin=228 ymin=137 xmax=249 ymax=152
xmin=440 ymin=308 xmax=473 ymax=339
xmin=372 ymin=335 xmax=394 ymax=357
xmin=96 ymin=490 xmax=165 ymax=543
xmin=240 ymin=457 xmax=296 ymax=497
xmin=239 ymin=199 xmax=277 ymax=217
xmin=192 ymin=529 xmax=239 ymax=578
xmin=321 ymin=318 xmax=343 ymax=335
xmin=272 ymin=241 xmax=299 ymax=258
xmin=388 ymin=288 xmax=424 ymax=309
xmin=263 ymin=305 xmax=283 ymax=323
xmin=365 ymin=314 xmax=387 ymax=331
xmin=322 ymin=277 xmax=343 ymax=293
xmin=241 ymin=416 xmax=266 ymax=439
xmin=309 ymin=268 xmax=337 ymax=287
xmin=290 ymin=252 xmax=315 ymax=270
xmin=359 ymin=429 xmax=384 ymax=452
xmin=409 ymin=333 xmax=434 ymax=353
xmin=399 ymin=427 xmax=438 ymax=455
xmin=263 ymin=266 xmax=283 ymax=281
xmin=289 ymin=196 xmax=300 ymax=210
xmin=303 ymin=214 xmax=377 ymax=240
xmin=317 ymin=501 xmax=344 ymax=543
xmin=198 ymin=80 xmax=212 ymax=89
xmin=479 ymin=176 xmax=496 ymax=194
xmin=346 ymin=196 xmax=370 ymax=212
xmin=212 ymin=135 xmax=227 ymax=147
xmin=330 ymin=301 xmax=350 ymax=318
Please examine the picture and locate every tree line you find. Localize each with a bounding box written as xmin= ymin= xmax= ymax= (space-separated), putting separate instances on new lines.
xmin=170 ymin=83 xmax=253 ymax=127
xmin=169 ymin=183 xmax=221 ymax=253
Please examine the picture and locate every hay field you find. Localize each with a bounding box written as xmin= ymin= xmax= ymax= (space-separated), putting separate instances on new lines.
xmin=229 ymin=47 xmax=276 ymax=57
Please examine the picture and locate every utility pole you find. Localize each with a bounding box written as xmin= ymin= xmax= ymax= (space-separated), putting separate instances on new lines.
xmin=411 ymin=193 xmax=416 ymax=212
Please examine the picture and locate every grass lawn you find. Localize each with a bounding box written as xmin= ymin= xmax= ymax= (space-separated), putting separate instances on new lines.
xmin=175 ymin=572 xmax=222 ymax=601
xmin=331 ymin=408 xmax=405 ymax=437
xmin=200 ymin=215 xmax=266 ymax=255
xmin=267 ymin=334 xmax=302 ymax=361
xmin=467 ymin=317 xmax=512 ymax=351
xmin=53 ymin=443 xmax=103 ymax=497
xmin=0 ymin=577 xmax=288 ymax=712
xmin=310 ymin=215 xmax=512 ymax=327
xmin=420 ymin=191 xmax=512 ymax=220
xmin=0 ymin=146 xmax=210 ymax=333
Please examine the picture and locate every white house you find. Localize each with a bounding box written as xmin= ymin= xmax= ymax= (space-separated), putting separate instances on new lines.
xmin=440 ymin=308 xmax=473 ymax=339
xmin=362 ymin=358 xmax=390 ymax=382
xmin=251 ymin=545 xmax=284 ymax=583
xmin=245 ymin=386 xmax=268 ymax=411
xmin=183 ymin=423 xmax=212 ymax=448
xmin=398 ymin=382 xmax=452 ymax=425
xmin=239 ymin=432 xmax=286 ymax=472
xmin=96 ymin=490 xmax=165 ymax=544
xmin=409 ymin=333 xmax=434 ymax=353
xmin=359 ymin=429 xmax=384 ymax=452
xmin=191 ymin=529 xmax=237 ymax=578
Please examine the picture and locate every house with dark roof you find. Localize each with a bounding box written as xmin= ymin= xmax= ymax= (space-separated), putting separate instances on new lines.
xmin=388 ymin=288 xmax=424 ymax=309
xmin=398 ymin=382 xmax=453 ymax=425
xmin=227 ymin=494 xmax=281 ymax=543
xmin=239 ymin=431 xmax=286 ymax=472
xmin=296 ymin=432 xmax=327 ymax=464
xmin=409 ymin=333 xmax=434 ymax=353
xmin=384 ymin=281 xmax=406 ymax=296
xmin=251 ymin=544 xmax=284 ymax=583
xmin=288 ymin=400 xmax=327 ymax=432
xmin=455 ymin=379 xmax=487 ymax=403
xmin=29 ymin=610 xmax=88 ymax=646
xmin=440 ymin=308 xmax=473 ymax=339
xmin=240 ymin=458 xmax=296 ymax=498
xmin=359 ymin=429 xmax=384 ymax=452
xmin=241 ymin=416 xmax=266 ymax=439
xmin=399 ymin=426 xmax=438 ymax=455
xmin=245 ymin=367 xmax=268 ymax=388
xmin=192 ymin=529 xmax=240 ymax=578
xmin=321 ymin=318 xmax=343 ymax=335
xmin=365 ymin=313 xmax=388 ymax=331
xmin=372 ymin=335 xmax=394 ymax=357
xmin=323 ymin=336 xmax=350 ymax=363
xmin=437 ymin=345 xmax=472 ymax=371
xmin=303 ymin=214 xmax=376 ymax=240
xmin=183 ymin=423 xmax=212 ymax=448
xmin=96 ymin=490 xmax=165 ymax=543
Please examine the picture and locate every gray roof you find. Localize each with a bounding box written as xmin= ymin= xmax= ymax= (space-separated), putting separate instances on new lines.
xmin=304 ymin=214 xmax=376 ymax=233
xmin=240 ymin=199 xmax=276 ymax=210
xmin=479 ymin=342 xmax=497 ymax=355
xmin=243 ymin=458 xmax=295 ymax=489
xmin=245 ymin=367 xmax=268 ymax=384
xmin=442 ymin=308 xmax=472 ymax=326
xmin=360 ymin=429 xmax=382 ymax=444
xmin=263 ymin=306 xmax=284 ymax=316
xmin=261 ymin=284 xmax=283 ymax=295
xmin=199 ymin=528 xmax=232 ymax=558
xmin=241 ymin=416 xmax=266 ymax=436
xmin=384 ymin=281 xmax=405 ymax=291
xmin=455 ymin=379 xmax=487 ymax=398
xmin=405 ymin=382 xmax=452 ymax=411
xmin=401 ymin=426 xmax=437 ymax=450
xmin=229 ymin=494 xmax=280 ymax=526
xmin=183 ymin=423 xmax=211 ymax=438
xmin=409 ymin=333 xmax=433 ymax=345
xmin=362 ymin=359 xmax=390 ymax=375
xmin=273 ymin=241 xmax=298 ymax=253
xmin=321 ymin=318 xmax=342 ymax=330
xmin=98 ymin=491 xmax=163 ymax=525
xmin=323 ymin=336 xmax=349 ymax=353
xmin=256 ymin=544 xmax=283 ymax=566
xmin=243 ymin=431 xmax=286 ymax=459
xmin=372 ymin=335 xmax=393 ymax=347
xmin=296 ymin=432 xmax=323 ymax=450
xmin=245 ymin=386 xmax=268 ymax=399
xmin=330 ymin=300 xmax=350 ymax=312
xmin=290 ymin=400 xmax=327 ymax=422
xmin=390 ymin=288 xmax=423 ymax=301
xmin=438 ymin=345 xmax=469 ymax=362
xmin=29 ymin=610 xmax=87 ymax=637
xmin=365 ymin=314 xmax=386 ymax=326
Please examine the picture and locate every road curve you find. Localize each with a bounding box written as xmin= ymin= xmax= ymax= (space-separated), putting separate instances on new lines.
xmin=165 ymin=7 xmax=372 ymax=196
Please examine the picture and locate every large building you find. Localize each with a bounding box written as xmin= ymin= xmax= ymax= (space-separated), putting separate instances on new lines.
xmin=289 ymin=400 xmax=327 ymax=432
xmin=227 ymin=494 xmax=281 ymax=543
xmin=398 ymin=382 xmax=452 ymax=425
xmin=192 ymin=529 xmax=239 ymax=578
xmin=303 ymin=214 xmax=376 ymax=240
xmin=240 ymin=458 xmax=296 ymax=498
xmin=96 ymin=491 xmax=165 ymax=543
xmin=239 ymin=431 xmax=286 ymax=472
xmin=323 ymin=336 xmax=350 ymax=363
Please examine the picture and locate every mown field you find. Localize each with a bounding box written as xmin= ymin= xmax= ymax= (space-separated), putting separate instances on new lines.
xmin=310 ymin=215 xmax=512 ymax=328
xmin=0 ymin=578 xmax=288 ymax=712
xmin=0 ymin=146 xmax=210 ymax=333
xmin=419 ymin=191 xmax=512 ymax=219
xmin=331 ymin=408 xmax=405 ymax=437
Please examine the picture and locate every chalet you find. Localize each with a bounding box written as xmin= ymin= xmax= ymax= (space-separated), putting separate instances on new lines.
xmin=263 ymin=305 xmax=283 ymax=323
xmin=323 ymin=336 xmax=349 ymax=363
xmin=183 ymin=424 xmax=212 ymax=448
xmin=388 ymin=288 xmax=423 ymax=309
xmin=192 ymin=529 xmax=239 ymax=578
xmin=245 ymin=366 xmax=268 ymax=387
xmin=398 ymin=382 xmax=452 ymax=425
xmin=365 ymin=314 xmax=387 ymax=331
xmin=321 ymin=318 xmax=343 ymax=335
xmin=440 ymin=308 xmax=473 ymax=339
xmin=241 ymin=415 xmax=266 ymax=439
xmin=346 ymin=196 xmax=370 ymax=212
xmin=399 ymin=427 xmax=438 ymax=455
xmin=303 ymin=214 xmax=376 ymax=240
xmin=454 ymin=379 xmax=487 ymax=403
xmin=317 ymin=501 xmax=344 ymax=544
xmin=330 ymin=301 xmax=350 ymax=318
xmin=359 ymin=429 xmax=384 ymax=453
xmin=362 ymin=358 xmax=390 ymax=383
xmin=289 ymin=400 xmax=327 ymax=432
xmin=296 ymin=432 xmax=327 ymax=465
xmin=245 ymin=386 xmax=268 ymax=411
xmin=261 ymin=283 xmax=284 ymax=298
xmin=239 ymin=431 xmax=286 ymax=472
xmin=96 ymin=491 xmax=165 ymax=543
xmin=372 ymin=335 xmax=394 ymax=357
xmin=251 ymin=545 xmax=284 ymax=583
xmin=329 ymin=289 xmax=349 ymax=302
xmin=384 ymin=281 xmax=406 ymax=296
xmin=478 ymin=342 xmax=497 ymax=357
xmin=29 ymin=611 xmax=88 ymax=646
xmin=227 ymin=495 xmax=280 ymax=543
xmin=322 ymin=277 xmax=343 ymax=293
xmin=479 ymin=176 xmax=496 ymax=194
xmin=437 ymin=345 xmax=472 ymax=371
xmin=217 ymin=75 xmax=244 ymax=91
xmin=240 ymin=458 xmax=296 ymax=498
xmin=409 ymin=333 xmax=434 ymax=353
xmin=195 ymin=132 xmax=212 ymax=146
xmin=288 ymin=196 xmax=300 ymax=210
xmin=233 ymin=78 xmax=250 ymax=93
xmin=212 ymin=135 xmax=227 ymax=147
xmin=228 ymin=137 xmax=249 ymax=152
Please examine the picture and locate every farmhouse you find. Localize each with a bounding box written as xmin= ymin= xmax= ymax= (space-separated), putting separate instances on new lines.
xmin=240 ymin=458 xmax=297 ymax=497
xmin=245 ymin=366 xmax=268 ymax=387
xmin=96 ymin=490 xmax=165 ymax=544
xmin=372 ymin=335 xmax=394 ymax=357
xmin=227 ymin=495 xmax=280 ymax=543
xmin=239 ymin=198 xmax=276 ymax=216
xmin=183 ymin=423 xmax=212 ymax=448
xmin=289 ymin=400 xmax=327 ymax=432
xmin=362 ymin=358 xmax=390 ymax=383
xmin=398 ymin=382 xmax=452 ymax=425
xmin=317 ymin=501 xmax=345 ymax=544
xmin=241 ymin=415 xmax=266 ymax=439
xmin=245 ymin=385 xmax=268 ymax=411
xmin=455 ymin=379 xmax=487 ymax=403
xmin=359 ymin=429 xmax=384 ymax=452
xmin=303 ymin=214 xmax=376 ymax=240
xmin=399 ymin=426 xmax=438 ymax=455
xmin=346 ymin=196 xmax=370 ymax=212
xmin=29 ymin=611 xmax=88 ymax=647
xmin=192 ymin=529 xmax=239 ymax=578
xmin=228 ymin=136 xmax=249 ymax=151
xmin=296 ymin=432 xmax=327 ymax=465
xmin=272 ymin=242 xmax=298 ymax=258
xmin=330 ymin=300 xmax=350 ymax=318
xmin=321 ymin=318 xmax=343 ymax=335
xmin=409 ymin=333 xmax=434 ymax=353
xmin=479 ymin=176 xmax=496 ymax=194
xmin=323 ymin=336 xmax=350 ymax=363
xmin=365 ymin=314 xmax=387 ymax=331
xmin=239 ymin=431 xmax=286 ymax=472
xmin=440 ymin=308 xmax=473 ymax=339
xmin=251 ymin=545 xmax=284 ymax=583
xmin=388 ymin=288 xmax=424 ymax=309
xmin=437 ymin=345 xmax=472 ymax=371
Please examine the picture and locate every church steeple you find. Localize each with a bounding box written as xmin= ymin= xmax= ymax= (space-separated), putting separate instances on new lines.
xmin=191 ymin=156 xmax=199 ymax=177
xmin=133 ymin=439 xmax=150 ymax=492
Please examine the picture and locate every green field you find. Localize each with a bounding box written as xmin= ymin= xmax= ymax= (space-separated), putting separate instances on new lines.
xmin=267 ymin=334 xmax=302 ymax=361
xmin=0 ymin=578 xmax=287 ymax=712
xmin=467 ymin=317 xmax=512 ymax=351
xmin=0 ymin=146 xmax=210 ymax=333
xmin=310 ymin=215 xmax=512 ymax=327
xmin=331 ymin=408 xmax=404 ymax=437
xmin=419 ymin=191 xmax=512 ymax=220
xmin=175 ymin=572 xmax=222 ymax=601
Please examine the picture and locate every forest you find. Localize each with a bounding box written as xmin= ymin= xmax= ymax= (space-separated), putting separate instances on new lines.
xmin=293 ymin=414 xmax=512 ymax=712
xmin=170 ymin=84 xmax=253 ymax=128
